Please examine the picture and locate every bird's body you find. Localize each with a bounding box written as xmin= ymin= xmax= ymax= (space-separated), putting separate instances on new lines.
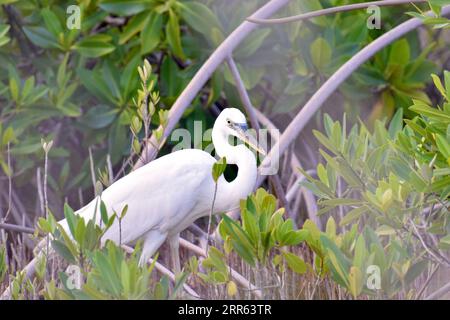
xmin=0 ymin=108 xmax=263 ymax=299
xmin=58 ymin=108 xmax=260 ymax=269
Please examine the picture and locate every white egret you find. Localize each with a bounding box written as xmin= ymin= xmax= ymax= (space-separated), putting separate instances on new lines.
xmin=57 ymin=108 xmax=264 ymax=272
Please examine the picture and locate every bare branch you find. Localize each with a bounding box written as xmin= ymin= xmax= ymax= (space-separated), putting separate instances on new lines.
xmin=425 ymin=281 xmax=450 ymax=300
xmin=134 ymin=0 xmax=291 ymax=168
xmin=257 ymin=5 xmax=450 ymax=186
xmin=246 ymin=0 xmax=427 ymax=25
xmin=226 ymin=56 xmax=290 ymax=214
xmin=0 ymin=222 xmax=34 ymax=234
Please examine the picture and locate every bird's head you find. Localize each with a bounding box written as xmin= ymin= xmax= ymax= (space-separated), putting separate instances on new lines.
xmin=214 ymin=108 xmax=266 ymax=155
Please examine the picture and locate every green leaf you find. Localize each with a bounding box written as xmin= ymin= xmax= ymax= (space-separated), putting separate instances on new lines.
xmin=431 ymin=74 xmax=447 ymax=99
xmin=241 ymin=209 xmax=259 ymax=246
xmin=2 ymin=127 xmax=15 ymax=145
xmin=410 ymin=100 xmax=450 ymax=122
xmin=388 ymin=108 xmax=403 ymax=138
xmin=0 ymin=34 xmax=10 ymax=47
xmin=41 ymin=8 xmax=63 ymax=37
xmin=353 ymin=235 xmax=366 ymax=269
xmin=444 ymin=70 xmax=450 ymax=100
xmin=82 ymin=105 xmax=118 ymax=129
xmin=436 ymin=134 xmax=450 ymax=159
xmin=0 ymin=24 xmax=11 ymax=38
xmin=78 ymin=68 xmax=117 ymax=104
xmin=100 ymin=200 xmax=109 ymax=225
xmin=140 ymin=11 xmax=162 ymax=54
xmin=99 ymin=0 xmax=153 ymax=16
xmin=310 ymin=37 xmax=331 ymax=69
xmin=235 ymin=29 xmax=271 ymax=58
xmin=340 ymin=206 xmax=367 ymax=226
xmin=282 ymin=251 xmax=307 ymax=274
xmin=166 ymin=10 xmax=185 ymax=59
xmin=51 ymin=240 xmax=76 ymax=264
xmin=212 ymin=157 xmax=227 ymax=182
xmin=428 ymin=0 xmax=448 ymax=7
xmin=313 ymin=130 xmax=339 ymax=155
xmin=348 ymin=266 xmax=363 ymax=298
xmin=23 ymin=26 xmax=60 ymax=49
xmin=74 ymin=35 xmax=115 ymax=58
xmin=389 ymin=39 xmax=410 ymax=66
xmin=119 ymin=12 xmax=148 ymax=45
xmin=63 ymin=203 xmax=77 ymax=237
xmin=320 ymin=235 xmax=351 ymax=287
xmin=439 ymin=234 xmax=450 ymax=250
xmin=179 ymin=1 xmax=222 ymax=44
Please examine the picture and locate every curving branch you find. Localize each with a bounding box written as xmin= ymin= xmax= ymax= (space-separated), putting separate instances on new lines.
xmin=134 ymin=0 xmax=291 ymax=168
xmin=257 ymin=5 xmax=450 ymax=186
xmin=246 ymin=0 xmax=427 ymax=25
xmin=425 ymin=281 xmax=450 ymax=300
xmin=226 ymin=56 xmax=290 ymax=213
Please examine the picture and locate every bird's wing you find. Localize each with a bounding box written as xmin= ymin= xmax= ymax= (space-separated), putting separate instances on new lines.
xmin=75 ymin=149 xmax=216 ymax=244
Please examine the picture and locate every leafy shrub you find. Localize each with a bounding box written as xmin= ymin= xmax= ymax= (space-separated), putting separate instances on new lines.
xmin=43 ymin=200 xmax=186 ymax=300
xmin=298 ymin=72 xmax=450 ymax=298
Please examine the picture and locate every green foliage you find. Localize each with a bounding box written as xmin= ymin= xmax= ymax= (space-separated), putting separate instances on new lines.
xmin=408 ymin=1 xmax=450 ymax=29
xmin=354 ymin=38 xmax=435 ymax=122
xmin=0 ymin=0 xmax=222 ymax=202
xmin=34 ymin=201 xmax=186 ymax=300
xmin=218 ymin=188 xmax=306 ymax=268
xmin=0 ymin=244 xmax=7 ymax=283
xmin=300 ymin=218 xmax=427 ymax=298
xmin=300 ymin=72 xmax=450 ymax=297
xmin=212 ymin=156 xmax=226 ymax=182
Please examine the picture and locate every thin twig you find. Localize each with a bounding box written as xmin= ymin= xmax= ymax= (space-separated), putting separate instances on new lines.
xmin=206 ymin=182 xmax=218 ymax=254
xmin=415 ymin=264 xmax=439 ymax=299
xmin=409 ymin=218 xmax=449 ymax=266
xmin=0 ymin=222 xmax=34 ymax=234
xmin=246 ymin=0 xmax=427 ymax=25
xmin=3 ymin=143 xmax=12 ymax=221
xmin=88 ymin=147 xmax=96 ymax=192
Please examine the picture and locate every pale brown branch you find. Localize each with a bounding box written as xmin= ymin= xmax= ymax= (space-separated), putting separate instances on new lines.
xmin=226 ymin=56 xmax=290 ymax=214
xmin=257 ymin=5 xmax=450 ymax=186
xmin=246 ymin=0 xmax=427 ymax=25
xmin=0 ymin=222 xmax=34 ymax=234
xmin=133 ymin=0 xmax=291 ymax=168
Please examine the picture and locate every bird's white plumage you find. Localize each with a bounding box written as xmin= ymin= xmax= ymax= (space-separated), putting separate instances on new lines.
xmin=58 ymin=108 xmax=258 ymax=268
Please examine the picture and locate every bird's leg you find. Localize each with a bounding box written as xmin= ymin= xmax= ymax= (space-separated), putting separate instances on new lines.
xmin=139 ymin=230 xmax=167 ymax=267
xmin=168 ymin=233 xmax=181 ymax=275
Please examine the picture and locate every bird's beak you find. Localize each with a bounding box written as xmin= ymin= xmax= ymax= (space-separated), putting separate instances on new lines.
xmin=235 ymin=124 xmax=266 ymax=156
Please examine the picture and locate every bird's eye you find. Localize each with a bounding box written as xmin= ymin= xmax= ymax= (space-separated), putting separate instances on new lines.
xmin=226 ymin=120 xmax=231 ymax=125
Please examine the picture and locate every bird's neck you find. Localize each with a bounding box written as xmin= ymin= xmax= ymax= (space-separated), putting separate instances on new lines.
xmin=213 ymin=132 xmax=257 ymax=211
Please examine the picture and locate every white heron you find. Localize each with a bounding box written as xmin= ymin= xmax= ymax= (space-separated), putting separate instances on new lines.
xmin=58 ymin=107 xmax=264 ymax=273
